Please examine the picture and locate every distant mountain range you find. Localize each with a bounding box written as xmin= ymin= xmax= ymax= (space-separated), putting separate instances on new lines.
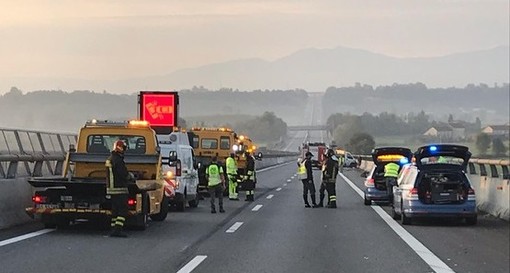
xmin=3 ymin=46 xmax=509 ymax=93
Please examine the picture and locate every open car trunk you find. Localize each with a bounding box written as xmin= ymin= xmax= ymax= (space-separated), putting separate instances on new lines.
xmin=417 ymin=172 xmax=468 ymax=204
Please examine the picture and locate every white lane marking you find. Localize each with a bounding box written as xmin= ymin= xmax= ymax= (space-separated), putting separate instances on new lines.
xmin=276 ymin=187 xmax=282 ymax=191
xmin=226 ymin=222 xmax=243 ymax=233
xmin=266 ymin=194 xmax=274 ymax=199
xmin=284 ymin=183 xmax=288 ymax=187
xmin=339 ymin=173 xmax=456 ymax=273
xmin=258 ymin=161 xmax=293 ymax=173
xmin=252 ymin=204 xmax=263 ymax=211
xmin=287 ymin=179 xmax=291 ymax=182
xmin=176 ymin=255 xmax=208 ymax=273
xmin=0 ymin=229 xmax=54 ymax=247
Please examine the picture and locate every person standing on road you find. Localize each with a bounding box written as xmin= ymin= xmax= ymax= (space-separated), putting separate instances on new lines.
xmin=338 ymin=153 xmax=345 ymax=174
xmin=105 ymin=140 xmax=131 ymax=238
xmin=206 ymin=157 xmax=225 ymax=213
xmin=243 ymin=152 xmax=256 ymax=201
xmin=298 ymin=152 xmax=319 ymax=208
xmin=226 ymin=153 xmax=239 ymax=201
xmin=318 ymin=149 xmax=339 ymax=208
xmin=384 ymin=162 xmax=400 ymax=203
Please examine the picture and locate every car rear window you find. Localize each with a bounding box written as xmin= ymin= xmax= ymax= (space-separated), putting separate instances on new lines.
xmin=419 ymin=156 xmax=464 ymax=165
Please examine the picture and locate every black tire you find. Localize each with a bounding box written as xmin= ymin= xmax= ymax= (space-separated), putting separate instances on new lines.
xmin=43 ymin=222 xmax=57 ymax=229
xmin=176 ymin=200 xmax=186 ymax=212
xmin=364 ymin=195 xmax=371 ymax=206
xmin=150 ymin=195 xmax=169 ymax=222
xmin=188 ymin=194 xmax=199 ymax=208
xmin=466 ymin=216 xmax=477 ymax=225
xmin=133 ymin=195 xmax=148 ymax=231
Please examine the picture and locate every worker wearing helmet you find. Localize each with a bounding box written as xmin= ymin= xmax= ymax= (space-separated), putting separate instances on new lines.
xmin=105 ymin=140 xmax=131 ymax=237
xmin=243 ymin=151 xmax=256 ymax=201
xmin=318 ymin=149 xmax=339 ymax=208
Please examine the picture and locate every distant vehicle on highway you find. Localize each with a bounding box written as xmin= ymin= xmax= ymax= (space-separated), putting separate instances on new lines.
xmin=363 ymin=147 xmax=413 ymax=205
xmin=301 ymin=142 xmax=327 ymax=168
xmin=335 ymin=149 xmax=358 ymax=168
xmin=391 ymin=144 xmax=477 ymax=225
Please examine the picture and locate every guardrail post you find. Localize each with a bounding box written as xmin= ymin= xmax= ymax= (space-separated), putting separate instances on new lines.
xmin=479 ymin=163 xmax=487 ymax=176
xmin=33 ymin=160 xmax=43 ymax=177
xmin=502 ymin=166 xmax=509 ymax=180
xmin=54 ymin=160 xmax=64 ymax=175
xmin=468 ymin=162 xmax=477 ymax=174
xmin=490 ymin=164 xmax=499 ymax=178
xmin=7 ymin=161 xmax=18 ymax=178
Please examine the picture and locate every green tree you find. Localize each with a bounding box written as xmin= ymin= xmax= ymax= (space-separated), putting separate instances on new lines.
xmin=475 ymin=133 xmax=491 ymax=155
xmin=348 ymin=133 xmax=375 ymax=154
xmin=492 ymin=138 xmax=508 ymax=156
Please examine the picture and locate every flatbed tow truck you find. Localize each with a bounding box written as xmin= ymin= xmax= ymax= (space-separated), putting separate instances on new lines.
xmin=25 ymin=120 xmax=170 ymax=230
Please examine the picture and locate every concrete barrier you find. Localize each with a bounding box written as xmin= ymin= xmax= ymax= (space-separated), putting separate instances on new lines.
xmin=358 ymin=159 xmax=509 ymax=221
xmin=0 ymin=177 xmax=34 ymax=228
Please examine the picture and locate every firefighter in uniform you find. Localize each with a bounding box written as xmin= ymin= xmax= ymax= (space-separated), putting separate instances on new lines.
xmin=298 ymin=151 xmax=318 ymax=208
xmin=338 ymin=153 xmax=345 ymax=173
xmin=226 ymin=153 xmax=239 ymax=200
xmin=206 ymin=157 xmax=225 ymax=213
xmin=318 ymin=149 xmax=339 ymax=208
xmin=243 ymin=151 xmax=256 ymax=201
xmin=384 ymin=162 xmax=400 ymax=203
xmin=105 ymin=140 xmax=131 ymax=238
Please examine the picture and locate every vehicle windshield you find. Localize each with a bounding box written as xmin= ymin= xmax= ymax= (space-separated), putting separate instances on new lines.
xmin=86 ymin=135 xmax=146 ymax=154
xmin=419 ymin=156 xmax=465 ymax=165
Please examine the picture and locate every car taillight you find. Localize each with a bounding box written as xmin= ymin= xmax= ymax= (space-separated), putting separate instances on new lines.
xmin=365 ymin=178 xmax=374 ymax=187
xmin=408 ymin=188 xmax=419 ymax=200
xmin=127 ymin=198 xmax=137 ymax=206
xmin=176 ymin=160 xmax=182 ymax=176
xmin=32 ymin=195 xmax=47 ymax=204
xmin=467 ymin=187 xmax=476 ymax=201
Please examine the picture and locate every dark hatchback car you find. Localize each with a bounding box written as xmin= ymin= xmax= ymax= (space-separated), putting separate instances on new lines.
xmin=363 ymin=147 xmax=413 ymax=205
xmin=391 ymin=144 xmax=477 ymax=225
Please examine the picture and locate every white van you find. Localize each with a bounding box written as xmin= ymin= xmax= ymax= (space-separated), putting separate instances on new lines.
xmin=158 ymin=132 xmax=200 ymax=211
xmin=344 ymin=152 xmax=358 ymax=167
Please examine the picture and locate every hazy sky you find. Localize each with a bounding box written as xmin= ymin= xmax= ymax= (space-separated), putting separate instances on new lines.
xmin=0 ymin=0 xmax=508 ymax=90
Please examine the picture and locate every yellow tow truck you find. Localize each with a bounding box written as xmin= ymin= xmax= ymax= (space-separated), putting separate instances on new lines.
xmin=189 ymin=127 xmax=260 ymax=194
xmin=25 ymin=120 xmax=170 ymax=230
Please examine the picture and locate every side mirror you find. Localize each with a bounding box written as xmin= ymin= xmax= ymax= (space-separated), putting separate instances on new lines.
xmin=360 ymin=171 xmax=368 ymax=178
xmin=255 ymin=152 xmax=263 ymax=160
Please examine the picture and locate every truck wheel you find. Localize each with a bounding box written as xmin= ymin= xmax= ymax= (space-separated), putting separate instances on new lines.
xmin=176 ymin=200 xmax=186 ymax=212
xmin=188 ymin=194 xmax=199 ymax=208
xmin=133 ymin=195 xmax=148 ymax=230
xmin=150 ymin=196 xmax=169 ymax=222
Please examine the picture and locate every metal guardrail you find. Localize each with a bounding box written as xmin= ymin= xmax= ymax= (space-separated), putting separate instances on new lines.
xmin=0 ymin=128 xmax=76 ymax=178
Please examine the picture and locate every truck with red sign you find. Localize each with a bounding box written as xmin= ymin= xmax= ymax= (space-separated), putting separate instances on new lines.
xmin=301 ymin=142 xmax=327 ymax=169
xmin=25 ymin=120 xmax=171 ymax=230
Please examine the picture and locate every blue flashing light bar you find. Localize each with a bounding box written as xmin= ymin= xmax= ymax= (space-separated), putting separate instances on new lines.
xmin=399 ymin=157 xmax=409 ymax=164
xmin=429 ymin=146 xmax=438 ymax=152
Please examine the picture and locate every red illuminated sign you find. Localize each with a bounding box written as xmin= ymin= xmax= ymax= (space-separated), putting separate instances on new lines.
xmin=139 ymin=91 xmax=179 ymax=127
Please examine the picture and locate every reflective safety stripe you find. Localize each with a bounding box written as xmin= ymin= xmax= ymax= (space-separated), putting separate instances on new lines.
xmin=329 ymin=196 xmax=336 ymax=201
xmin=106 ymin=159 xmax=128 ymax=194
xmin=106 ymin=187 xmax=129 ymax=194
xmin=384 ymin=163 xmax=399 ymax=178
